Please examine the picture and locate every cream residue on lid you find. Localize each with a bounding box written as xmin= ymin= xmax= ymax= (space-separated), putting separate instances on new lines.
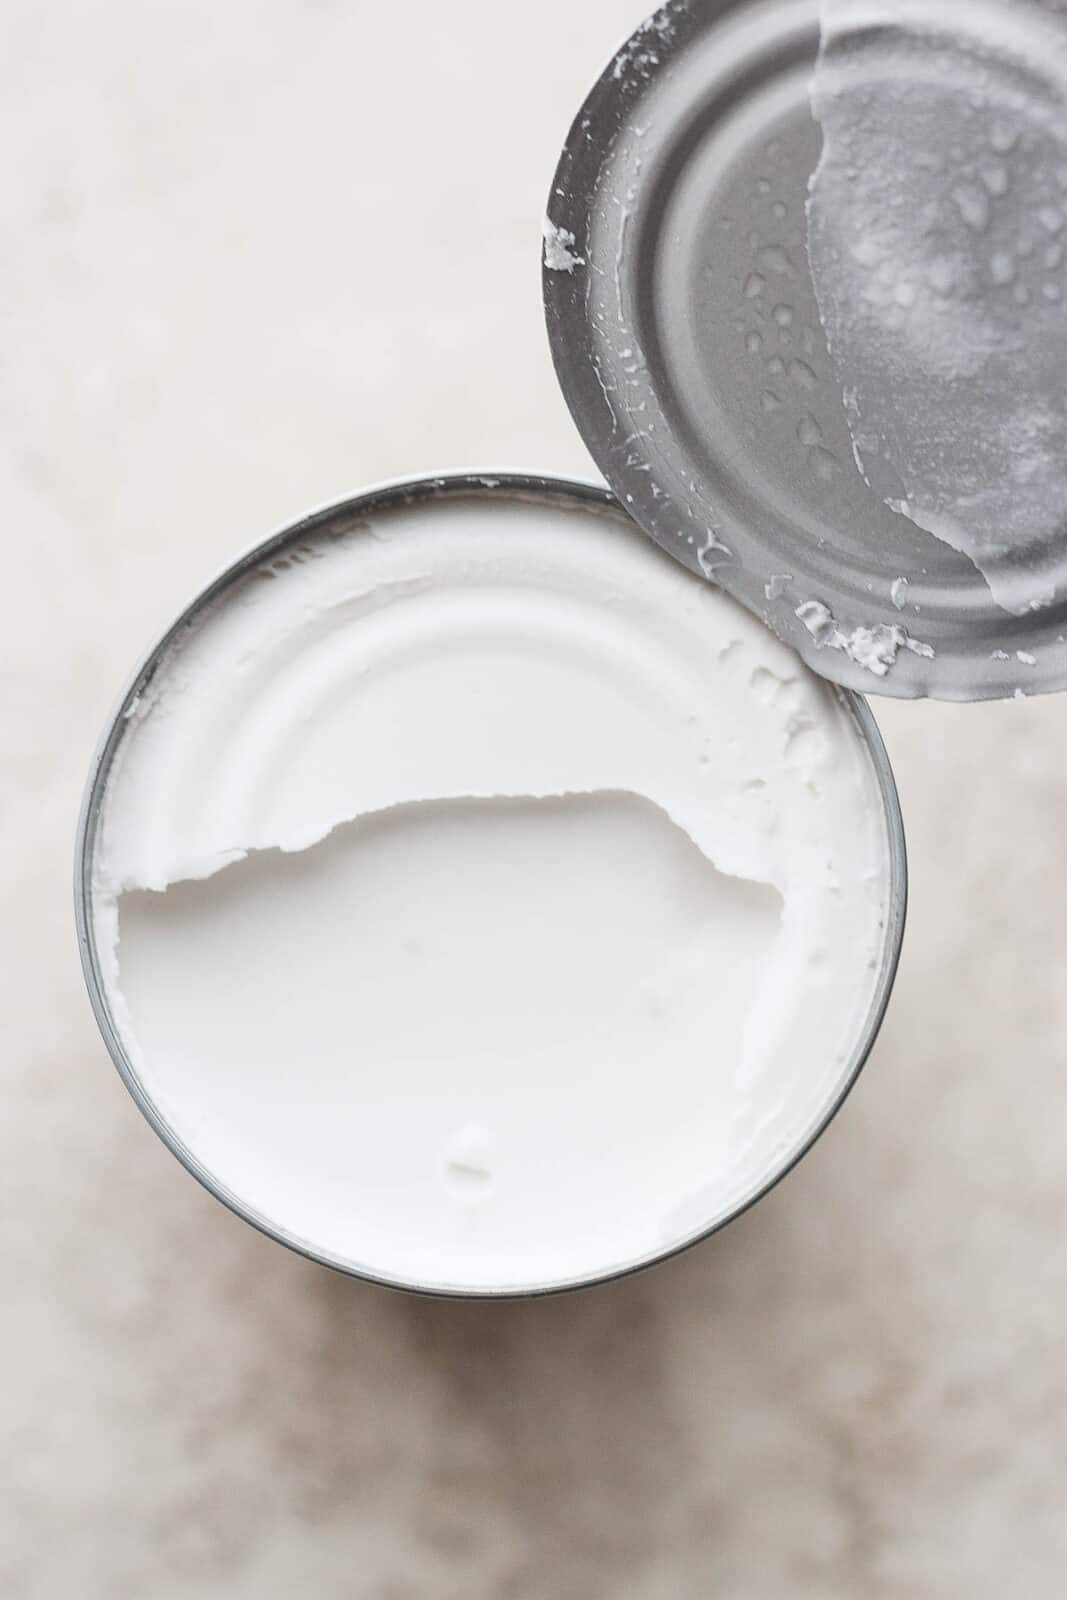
xmin=542 ymin=219 xmax=585 ymax=273
xmin=796 ymin=598 xmax=935 ymax=677
xmin=90 ymin=496 xmax=893 ymax=1293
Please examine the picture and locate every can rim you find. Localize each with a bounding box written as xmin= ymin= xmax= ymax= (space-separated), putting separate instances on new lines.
xmin=74 ymin=469 xmax=908 ymax=1299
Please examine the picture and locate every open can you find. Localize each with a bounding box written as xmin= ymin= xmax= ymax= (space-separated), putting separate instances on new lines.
xmin=76 ymin=473 xmax=907 ymax=1296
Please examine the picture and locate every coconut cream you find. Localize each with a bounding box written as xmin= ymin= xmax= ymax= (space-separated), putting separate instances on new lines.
xmin=86 ymin=486 xmax=896 ymax=1293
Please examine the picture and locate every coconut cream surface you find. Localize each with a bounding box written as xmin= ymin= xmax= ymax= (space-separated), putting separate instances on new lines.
xmin=90 ymin=491 xmax=894 ymax=1292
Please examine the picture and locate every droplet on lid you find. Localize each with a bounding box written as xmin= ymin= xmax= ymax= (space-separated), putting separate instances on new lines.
xmin=952 ymin=183 xmax=990 ymax=231
xmin=980 ymin=160 xmax=1010 ymax=196
xmin=989 ymin=250 xmax=1015 ymax=286
xmin=757 ymin=244 xmax=795 ymax=276
xmin=990 ymin=120 xmax=1019 ymax=154
xmin=787 ymin=358 xmax=818 ymax=390
xmin=797 ymin=414 xmax=823 ymax=446
xmin=926 ymin=256 xmax=958 ymax=295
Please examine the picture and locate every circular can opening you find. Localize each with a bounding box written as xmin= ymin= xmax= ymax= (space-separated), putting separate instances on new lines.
xmin=76 ymin=473 xmax=906 ymax=1296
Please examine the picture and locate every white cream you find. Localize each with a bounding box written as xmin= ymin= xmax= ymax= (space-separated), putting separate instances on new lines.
xmin=91 ymin=494 xmax=893 ymax=1293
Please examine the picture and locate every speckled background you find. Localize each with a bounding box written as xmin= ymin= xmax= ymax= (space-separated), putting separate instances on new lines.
xmin=5 ymin=3 xmax=1067 ymax=1595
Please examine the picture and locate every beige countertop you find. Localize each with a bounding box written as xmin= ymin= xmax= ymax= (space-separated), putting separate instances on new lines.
xmin=5 ymin=2 xmax=1067 ymax=1594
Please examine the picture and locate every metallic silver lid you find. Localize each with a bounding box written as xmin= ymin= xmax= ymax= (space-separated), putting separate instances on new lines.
xmin=543 ymin=0 xmax=1067 ymax=701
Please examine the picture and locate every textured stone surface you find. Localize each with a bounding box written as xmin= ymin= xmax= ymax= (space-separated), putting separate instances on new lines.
xmin=4 ymin=2 xmax=1067 ymax=1595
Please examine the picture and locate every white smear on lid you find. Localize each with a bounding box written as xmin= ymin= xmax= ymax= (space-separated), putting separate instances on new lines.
xmin=611 ymin=5 xmax=675 ymax=82
xmin=796 ymin=599 xmax=935 ymax=677
xmin=543 ymin=219 xmax=585 ymax=273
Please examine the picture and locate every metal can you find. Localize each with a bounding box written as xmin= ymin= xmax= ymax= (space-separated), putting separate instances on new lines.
xmin=76 ymin=472 xmax=906 ymax=1296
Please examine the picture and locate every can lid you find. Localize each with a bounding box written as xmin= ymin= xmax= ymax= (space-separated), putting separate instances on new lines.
xmin=543 ymin=0 xmax=1067 ymax=701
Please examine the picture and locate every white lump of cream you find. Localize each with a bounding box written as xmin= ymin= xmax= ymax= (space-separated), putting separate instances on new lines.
xmin=808 ymin=0 xmax=1067 ymax=614
xmin=91 ymin=495 xmax=892 ymax=1293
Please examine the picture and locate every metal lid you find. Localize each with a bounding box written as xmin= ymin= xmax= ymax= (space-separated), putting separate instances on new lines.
xmin=542 ymin=0 xmax=1067 ymax=701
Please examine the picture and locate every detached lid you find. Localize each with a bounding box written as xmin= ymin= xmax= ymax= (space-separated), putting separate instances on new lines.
xmin=543 ymin=0 xmax=1067 ymax=700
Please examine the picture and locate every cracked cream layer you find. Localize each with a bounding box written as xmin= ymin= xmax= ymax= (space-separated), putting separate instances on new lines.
xmin=91 ymin=494 xmax=892 ymax=1292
